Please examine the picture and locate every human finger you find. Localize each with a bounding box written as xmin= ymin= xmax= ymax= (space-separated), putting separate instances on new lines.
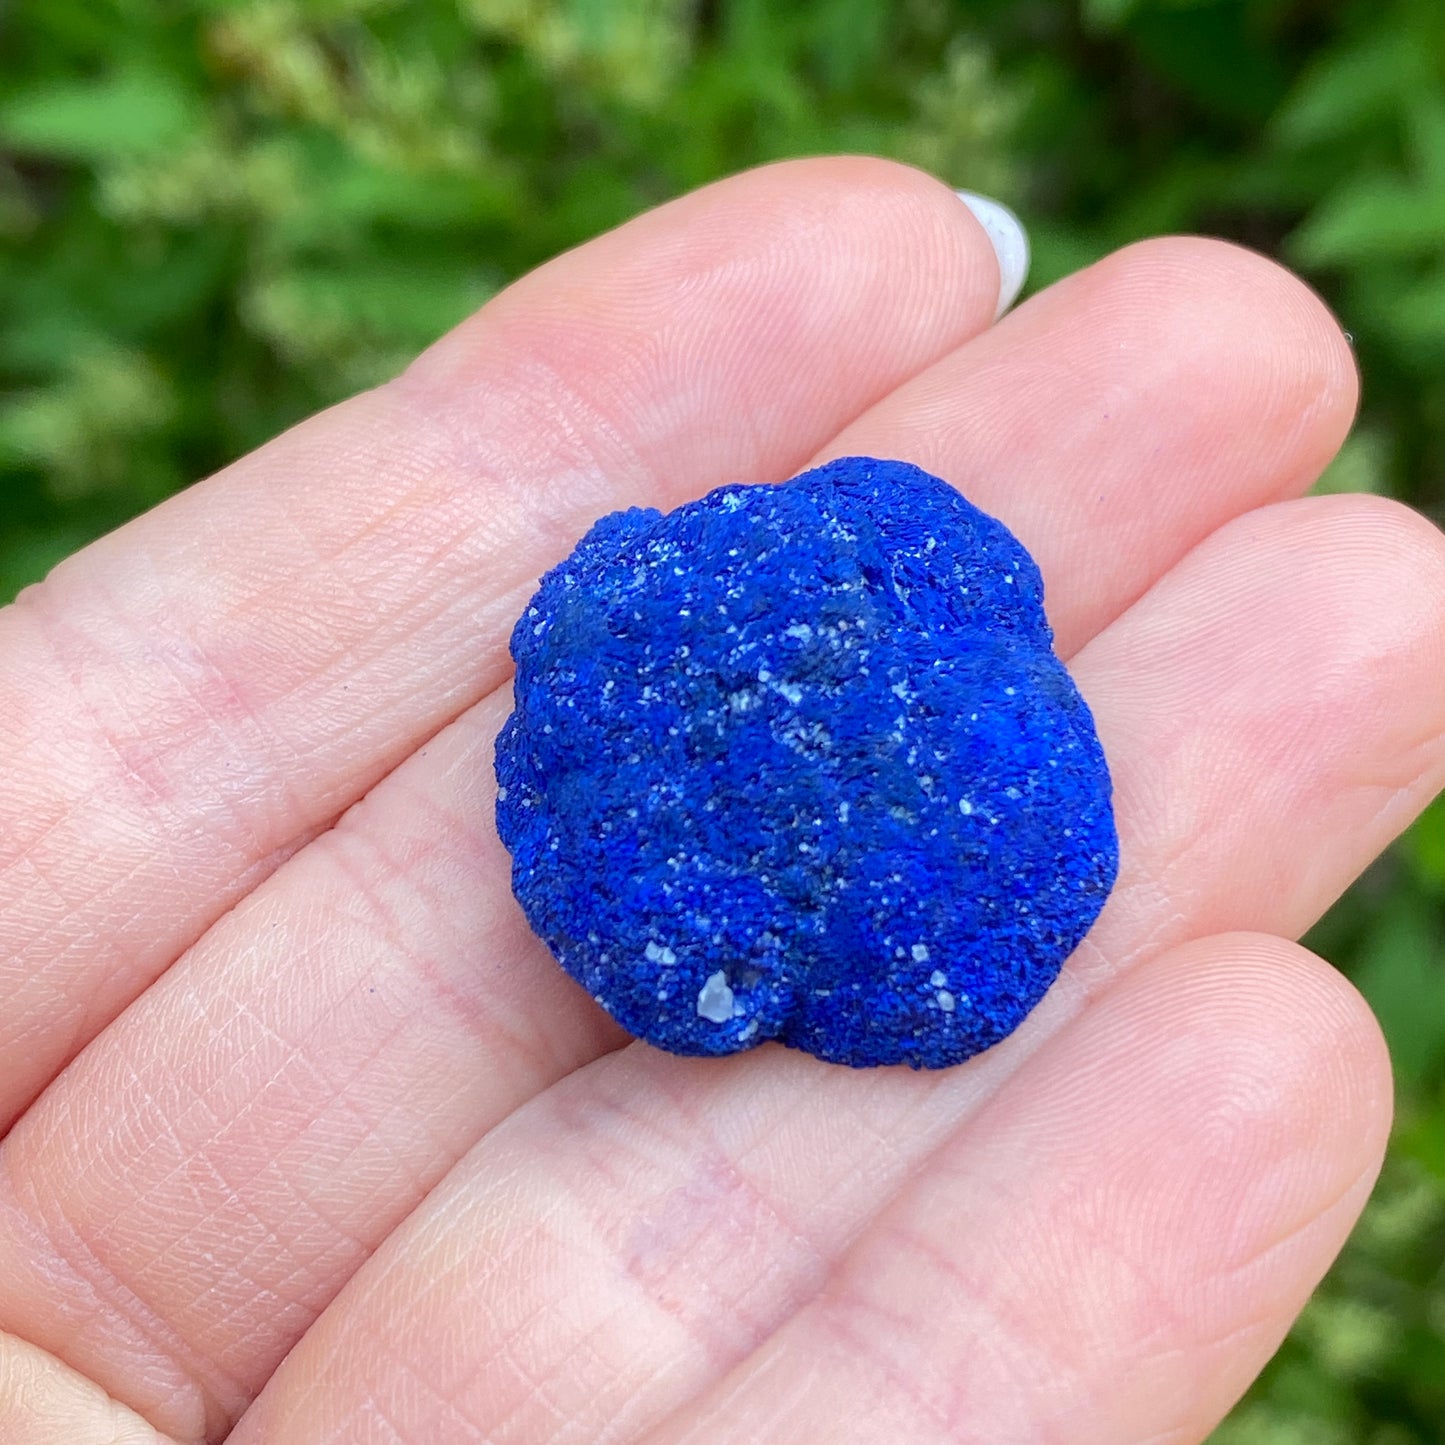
xmin=0 ymin=157 xmax=1006 ymax=1130
xmin=229 ymin=934 xmax=1390 ymax=1445
xmin=0 ymin=1331 xmax=172 ymax=1445
xmin=14 ymin=492 xmax=1437 ymax=1438
xmin=819 ymin=235 xmax=1357 ymax=656
xmin=1074 ymin=493 xmax=1445 ymax=975
xmin=642 ymin=934 xmax=1389 ymax=1445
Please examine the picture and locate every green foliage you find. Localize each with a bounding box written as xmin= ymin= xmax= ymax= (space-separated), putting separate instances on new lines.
xmin=3 ymin=0 xmax=1445 ymax=1436
xmin=1264 ymin=780 xmax=1445 ymax=1442
xmin=1214 ymin=1148 xmax=1445 ymax=1443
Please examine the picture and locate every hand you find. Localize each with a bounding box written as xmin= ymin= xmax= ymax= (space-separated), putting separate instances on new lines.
xmin=2 ymin=158 xmax=1441 ymax=1445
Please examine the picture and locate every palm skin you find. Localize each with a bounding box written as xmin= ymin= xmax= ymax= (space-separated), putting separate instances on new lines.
xmin=1 ymin=157 xmax=1442 ymax=1445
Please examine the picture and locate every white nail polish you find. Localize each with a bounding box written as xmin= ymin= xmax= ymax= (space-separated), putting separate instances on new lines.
xmin=956 ymin=191 xmax=1030 ymax=320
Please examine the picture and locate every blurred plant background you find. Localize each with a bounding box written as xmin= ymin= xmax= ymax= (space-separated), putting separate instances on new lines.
xmin=3 ymin=0 xmax=1444 ymax=1436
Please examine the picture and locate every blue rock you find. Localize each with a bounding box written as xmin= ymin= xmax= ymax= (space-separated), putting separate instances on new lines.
xmin=495 ymin=457 xmax=1117 ymax=1068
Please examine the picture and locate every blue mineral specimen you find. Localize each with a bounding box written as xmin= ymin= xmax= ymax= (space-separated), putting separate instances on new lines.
xmin=494 ymin=457 xmax=1117 ymax=1068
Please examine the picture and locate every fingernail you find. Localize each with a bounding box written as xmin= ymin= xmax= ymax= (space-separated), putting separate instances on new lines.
xmin=956 ymin=191 xmax=1030 ymax=320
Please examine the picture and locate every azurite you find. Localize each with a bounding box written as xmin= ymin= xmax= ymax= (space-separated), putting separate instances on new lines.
xmin=494 ymin=456 xmax=1117 ymax=1068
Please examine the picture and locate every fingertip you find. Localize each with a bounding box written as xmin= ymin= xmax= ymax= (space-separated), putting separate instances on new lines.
xmin=408 ymin=155 xmax=1009 ymax=402
xmin=1143 ymin=930 xmax=1394 ymax=1161
xmin=1093 ymin=235 xmax=1360 ymax=462
xmin=1222 ymin=493 xmax=1445 ymax=687
xmin=1050 ymin=927 xmax=1394 ymax=1182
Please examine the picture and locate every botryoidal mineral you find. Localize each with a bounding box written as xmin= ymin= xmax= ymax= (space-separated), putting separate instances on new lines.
xmin=495 ymin=457 xmax=1118 ymax=1068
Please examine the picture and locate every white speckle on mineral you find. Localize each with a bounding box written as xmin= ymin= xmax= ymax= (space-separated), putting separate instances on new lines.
xmin=784 ymin=623 xmax=813 ymax=640
xmin=1004 ymin=785 xmax=1022 ymax=800
xmin=644 ymin=941 xmax=678 ymax=966
xmin=958 ymin=798 xmax=975 ymax=815
xmin=911 ymin=943 xmax=930 ymax=963
xmin=697 ymin=971 xmax=735 ymax=1023
xmin=774 ymin=681 xmax=804 ymax=704
xmin=936 ymin=989 xmax=956 ymax=1012
xmin=929 ymin=969 xmax=947 ymax=988
xmin=837 ymin=801 xmax=851 ymax=824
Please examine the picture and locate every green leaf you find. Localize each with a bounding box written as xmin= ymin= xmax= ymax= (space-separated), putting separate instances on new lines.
xmin=1406 ymin=792 xmax=1445 ymax=892
xmin=0 ymin=67 xmax=203 ymax=162
xmin=1081 ymin=0 xmax=1141 ymax=31
xmin=240 ymin=260 xmax=500 ymax=373
xmin=1290 ymin=175 xmax=1445 ymax=266
xmin=1350 ymin=894 xmax=1445 ymax=1091
xmin=1383 ymin=268 xmax=1445 ymax=354
xmin=1311 ymin=427 xmax=1393 ymax=497
xmin=275 ymin=153 xmax=520 ymax=245
xmin=1273 ymin=28 xmax=1418 ymax=148
xmin=0 ymin=345 xmax=178 ymax=497
xmin=1130 ymin=5 xmax=1286 ymax=125
xmin=1406 ymin=87 xmax=1445 ymax=186
xmin=1023 ymin=223 xmax=1110 ymax=291
xmin=0 ymin=528 xmax=95 ymax=605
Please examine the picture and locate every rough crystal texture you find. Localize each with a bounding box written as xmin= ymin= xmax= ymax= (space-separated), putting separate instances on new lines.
xmin=495 ymin=457 xmax=1118 ymax=1068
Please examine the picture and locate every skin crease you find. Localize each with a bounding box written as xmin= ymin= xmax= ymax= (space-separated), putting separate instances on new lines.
xmin=0 ymin=157 xmax=1440 ymax=1443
